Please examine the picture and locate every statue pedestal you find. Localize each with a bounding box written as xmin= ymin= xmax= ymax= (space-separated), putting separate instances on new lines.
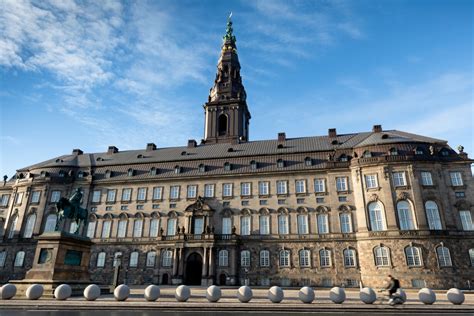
xmin=11 ymin=231 xmax=96 ymax=297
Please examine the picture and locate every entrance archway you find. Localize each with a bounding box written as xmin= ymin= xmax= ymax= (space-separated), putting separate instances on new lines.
xmin=219 ymin=273 xmax=227 ymax=286
xmin=185 ymin=252 xmax=203 ymax=285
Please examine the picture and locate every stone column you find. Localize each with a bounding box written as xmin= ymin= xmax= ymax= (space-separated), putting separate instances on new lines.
xmin=230 ymin=247 xmax=237 ymax=285
xmin=178 ymin=248 xmax=184 ymax=276
xmin=208 ymin=247 xmax=215 ymax=278
xmin=202 ymin=247 xmax=208 ymax=277
xmin=172 ymin=248 xmax=178 ymax=276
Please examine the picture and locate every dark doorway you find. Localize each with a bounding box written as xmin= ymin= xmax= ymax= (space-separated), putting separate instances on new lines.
xmin=161 ymin=273 xmax=169 ymax=285
xmin=219 ymin=273 xmax=227 ymax=286
xmin=185 ymin=252 xmax=203 ymax=285
xmin=218 ymin=114 xmax=228 ymax=136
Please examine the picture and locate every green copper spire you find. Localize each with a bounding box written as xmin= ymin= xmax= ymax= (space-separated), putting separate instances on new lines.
xmin=223 ymin=12 xmax=236 ymax=44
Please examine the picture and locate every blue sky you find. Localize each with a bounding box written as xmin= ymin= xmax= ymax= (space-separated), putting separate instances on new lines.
xmin=1 ymin=0 xmax=473 ymax=178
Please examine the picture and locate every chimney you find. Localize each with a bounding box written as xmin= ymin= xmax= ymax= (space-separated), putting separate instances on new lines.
xmin=372 ymin=125 xmax=383 ymax=133
xmin=328 ymin=128 xmax=337 ymax=138
xmin=146 ymin=143 xmax=157 ymax=151
xmin=72 ymin=149 xmax=83 ymax=155
xmin=278 ymin=132 xmax=286 ymax=142
xmin=187 ymin=139 xmax=197 ymax=148
xmin=107 ymin=146 xmax=119 ymax=154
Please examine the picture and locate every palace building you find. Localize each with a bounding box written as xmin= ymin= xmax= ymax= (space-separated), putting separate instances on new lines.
xmin=0 ymin=18 xmax=473 ymax=289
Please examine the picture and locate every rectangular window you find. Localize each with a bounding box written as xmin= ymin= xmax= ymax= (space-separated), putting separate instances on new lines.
xmin=336 ymin=177 xmax=348 ymax=192
xmin=86 ymin=222 xmax=96 ymax=238
xmin=137 ymin=188 xmax=147 ymax=201
xmin=241 ymin=251 xmax=250 ymax=267
xmin=455 ymin=192 xmax=465 ymax=198
xmin=162 ymin=251 xmax=173 ymax=267
xmin=204 ymin=184 xmax=215 ymax=198
xmin=129 ymin=252 xmax=138 ymax=267
xmin=338 ymin=196 xmax=347 ymax=202
xmin=277 ymin=199 xmax=286 ymax=205
xmin=50 ymin=191 xmax=60 ymax=203
xmin=241 ymin=216 xmax=251 ymax=235
xmin=0 ymin=251 xmax=6 ymax=267
xmin=146 ymin=252 xmax=156 ymax=267
xmin=365 ymin=174 xmax=378 ymax=189
xmin=222 ymin=217 xmax=231 ymax=234
xmin=259 ymin=200 xmax=268 ymax=205
xmin=241 ymin=182 xmax=252 ymax=196
xmin=295 ymin=180 xmax=306 ymax=194
xmin=133 ymin=219 xmax=143 ymax=237
xmin=316 ymin=197 xmax=324 ymax=203
xmin=450 ymin=172 xmax=463 ymax=186
xmin=117 ymin=220 xmax=127 ymax=238
xmin=193 ymin=217 xmax=204 ymax=235
xmin=297 ymin=198 xmax=305 ymax=204
xmin=259 ymin=216 xmax=270 ymax=235
xmin=318 ymin=214 xmax=329 ymax=234
xmin=121 ymin=188 xmax=132 ymax=201
xmin=340 ymin=213 xmax=352 ymax=233
xmin=14 ymin=192 xmax=23 ymax=205
xmin=276 ymin=181 xmax=288 ymax=195
xmin=278 ymin=215 xmax=289 ymax=234
xmin=106 ymin=189 xmax=116 ymax=202
xmin=258 ymin=181 xmax=269 ymax=195
xmin=314 ymin=179 xmax=325 ymax=193
xmin=187 ymin=185 xmax=197 ymax=199
xmin=101 ymin=221 xmax=111 ymax=238
xmin=392 ymin=172 xmax=407 ymax=187
xmin=170 ymin=186 xmax=180 ymax=199
xmin=222 ymin=183 xmax=233 ymax=197
xmin=420 ymin=172 xmax=433 ymax=186
xmin=152 ymin=187 xmax=163 ymax=200
xmin=297 ymin=215 xmax=309 ymax=234
xmin=121 ymin=205 xmax=128 ymax=211
xmin=260 ymin=251 xmax=269 ymax=267
xmin=92 ymin=190 xmax=101 ymax=203
xmin=460 ymin=211 xmax=474 ymax=231
xmin=0 ymin=194 xmax=10 ymax=207
xmin=241 ymin=200 xmax=249 ymax=206
xmin=167 ymin=218 xmax=177 ymax=236
xmin=149 ymin=219 xmax=160 ymax=237
xmin=30 ymin=191 xmax=41 ymax=203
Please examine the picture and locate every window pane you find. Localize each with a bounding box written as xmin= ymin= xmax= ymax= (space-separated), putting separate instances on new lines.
xmin=222 ymin=217 xmax=231 ymax=234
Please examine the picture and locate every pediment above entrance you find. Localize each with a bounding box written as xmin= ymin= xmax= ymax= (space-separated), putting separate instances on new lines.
xmin=185 ymin=196 xmax=213 ymax=214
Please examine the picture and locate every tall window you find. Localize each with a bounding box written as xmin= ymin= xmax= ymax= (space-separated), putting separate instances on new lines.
xmin=397 ymin=200 xmax=416 ymax=230
xmin=222 ymin=183 xmax=233 ymax=197
xmin=121 ymin=188 xmax=132 ymax=201
xmin=14 ymin=251 xmax=25 ymax=267
xmin=317 ymin=213 xmax=329 ymax=234
xmin=30 ymin=191 xmax=41 ymax=203
xmin=314 ymin=179 xmax=325 ymax=193
xmin=278 ymin=214 xmax=289 ymax=234
xmin=8 ymin=214 xmax=18 ymax=239
xmin=170 ymin=186 xmax=180 ymax=199
xmin=258 ymin=181 xmax=269 ymax=195
xmin=162 ymin=250 xmax=173 ymax=267
xmin=222 ymin=217 xmax=231 ymax=234
xmin=436 ymin=246 xmax=452 ymax=267
xmin=219 ymin=250 xmax=229 ymax=267
xmin=50 ymin=191 xmax=61 ymax=203
xmin=44 ymin=214 xmax=57 ymax=233
xmin=204 ymin=184 xmax=215 ymax=197
xmin=392 ymin=172 xmax=407 ymax=187
xmin=1 ymin=194 xmax=10 ymax=207
xmin=459 ymin=211 xmax=474 ymax=231
xmin=117 ymin=220 xmax=127 ymax=238
xmin=368 ymin=201 xmax=387 ymax=231
xmin=343 ymin=249 xmax=356 ymax=267
xmin=152 ymin=187 xmax=163 ymax=200
xmin=146 ymin=252 xmax=156 ymax=267
xmin=149 ymin=218 xmax=160 ymax=237
xmin=129 ymin=251 xmax=139 ymax=267
xmin=241 ymin=216 xmax=251 ymax=235
xmin=276 ymin=181 xmax=288 ymax=195
xmin=106 ymin=189 xmax=116 ymax=202
xmin=97 ymin=252 xmax=106 ymax=267
xmin=113 ymin=252 xmax=122 ymax=267
xmin=365 ymin=175 xmax=378 ymax=189
xmin=133 ymin=219 xmax=143 ymax=237
xmin=187 ymin=185 xmax=197 ymax=199
xmin=297 ymin=214 xmax=309 ymax=234
xmin=295 ymin=180 xmax=306 ymax=194
xmin=425 ymin=201 xmax=442 ymax=230
xmin=319 ymin=249 xmax=331 ymax=267
xmin=260 ymin=250 xmax=270 ymax=267
xmin=137 ymin=188 xmax=147 ymax=201
xmin=339 ymin=213 xmax=352 ymax=233
xmin=23 ymin=213 xmax=36 ymax=238
xmin=167 ymin=218 xmax=177 ymax=236
xmin=193 ymin=217 xmax=204 ymax=234
xmin=86 ymin=221 xmax=96 ymax=238
xmin=374 ymin=246 xmax=390 ymax=266
xmin=101 ymin=221 xmax=111 ymax=238
xmin=405 ymin=246 xmax=422 ymax=267
xmin=69 ymin=221 xmax=78 ymax=234
xmin=0 ymin=251 xmax=6 ymax=267
xmin=241 ymin=183 xmax=252 ymax=196
xmin=241 ymin=250 xmax=250 ymax=267
xmin=299 ymin=249 xmax=310 ymax=267
xmin=259 ymin=215 xmax=270 ymax=235
xmin=336 ymin=177 xmax=348 ymax=192
xmin=420 ymin=172 xmax=433 ymax=186
xmin=469 ymin=249 xmax=474 ymax=266
xmin=450 ymin=172 xmax=463 ymax=186
xmin=92 ymin=190 xmax=101 ymax=203
xmin=279 ymin=250 xmax=290 ymax=267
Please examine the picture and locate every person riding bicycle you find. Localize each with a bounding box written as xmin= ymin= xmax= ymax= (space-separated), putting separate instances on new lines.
xmin=385 ymin=275 xmax=400 ymax=300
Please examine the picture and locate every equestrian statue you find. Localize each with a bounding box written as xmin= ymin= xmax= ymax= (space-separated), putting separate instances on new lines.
xmin=55 ymin=188 xmax=88 ymax=234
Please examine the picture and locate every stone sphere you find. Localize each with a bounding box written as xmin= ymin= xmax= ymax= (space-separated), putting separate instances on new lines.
xmin=396 ymin=288 xmax=407 ymax=303
xmin=329 ymin=287 xmax=346 ymax=304
xmin=84 ymin=284 xmax=101 ymax=301
xmin=418 ymin=288 xmax=436 ymax=305
xmin=237 ymin=285 xmax=253 ymax=303
xmin=144 ymin=285 xmax=160 ymax=301
xmin=26 ymin=284 xmax=44 ymax=300
xmin=298 ymin=286 xmax=315 ymax=304
xmin=268 ymin=286 xmax=284 ymax=303
xmin=359 ymin=287 xmax=376 ymax=304
xmin=175 ymin=285 xmax=191 ymax=302
xmin=446 ymin=288 xmax=464 ymax=305
xmin=206 ymin=285 xmax=221 ymax=302
xmin=114 ymin=284 xmax=130 ymax=301
xmin=54 ymin=284 xmax=72 ymax=300
xmin=0 ymin=284 xmax=17 ymax=300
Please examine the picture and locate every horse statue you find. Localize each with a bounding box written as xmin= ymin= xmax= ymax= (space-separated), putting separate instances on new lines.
xmin=55 ymin=188 xmax=88 ymax=234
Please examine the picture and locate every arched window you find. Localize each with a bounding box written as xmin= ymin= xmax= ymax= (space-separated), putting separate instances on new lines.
xmin=259 ymin=215 xmax=270 ymax=235
xmin=218 ymin=114 xmax=228 ymax=136
xmin=425 ymin=201 xmax=442 ymax=230
xmin=317 ymin=213 xmax=329 ymax=234
xmin=299 ymin=249 xmax=311 ymax=267
xmin=278 ymin=214 xmax=289 ymax=234
xmin=362 ymin=150 xmax=372 ymax=158
xmin=260 ymin=250 xmax=270 ymax=267
xmin=146 ymin=251 xmax=156 ymax=267
xmin=44 ymin=214 xmax=58 ymax=233
xmin=223 ymin=162 xmax=231 ymax=171
xmin=250 ymin=160 xmax=258 ymax=170
xmin=101 ymin=220 xmax=112 ymax=238
xmin=129 ymin=251 xmax=139 ymax=267
xmin=219 ymin=250 xmax=229 ymax=267
xmin=469 ymin=249 xmax=474 ymax=267
xmin=149 ymin=218 xmax=160 ymax=237
xmin=198 ymin=164 xmax=206 ymax=173
xmin=279 ymin=250 xmax=290 ymax=267
xmin=397 ymin=200 xmax=416 ymax=230
xmin=96 ymin=252 xmax=106 ymax=267
xmin=374 ymin=246 xmax=390 ymax=266
xmin=339 ymin=213 xmax=352 ymax=233
xmin=8 ymin=214 xmax=18 ymax=239
xmin=405 ymin=246 xmax=422 ymax=267
xmin=241 ymin=250 xmax=250 ymax=267
xmin=133 ymin=218 xmax=143 ymax=237
xmin=297 ymin=214 xmax=309 ymax=235
xmin=436 ymin=246 xmax=452 ymax=267
xmin=0 ymin=251 xmax=7 ymax=267
xmin=343 ymin=249 xmax=356 ymax=267
xmin=14 ymin=251 xmax=25 ymax=267
xmin=240 ymin=216 xmax=251 ymax=235
xmin=23 ymin=213 xmax=36 ymax=238
xmin=277 ymin=159 xmax=285 ymax=168
xmin=113 ymin=252 xmax=122 ymax=267
xmin=304 ymin=157 xmax=312 ymax=166
xmin=117 ymin=218 xmax=128 ymax=238
xmin=368 ymin=201 xmax=387 ymax=231
xmin=86 ymin=221 xmax=96 ymax=238
xmin=162 ymin=250 xmax=173 ymax=267
xmin=319 ymin=249 xmax=331 ymax=267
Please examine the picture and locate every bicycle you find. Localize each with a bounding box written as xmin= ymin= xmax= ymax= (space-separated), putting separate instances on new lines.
xmin=377 ymin=289 xmax=405 ymax=306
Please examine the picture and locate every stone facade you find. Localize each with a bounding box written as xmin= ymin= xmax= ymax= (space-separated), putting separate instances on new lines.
xmin=0 ymin=18 xmax=473 ymax=290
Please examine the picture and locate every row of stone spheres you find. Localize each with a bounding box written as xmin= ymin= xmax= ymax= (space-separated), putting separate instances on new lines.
xmin=0 ymin=283 xmax=466 ymax=305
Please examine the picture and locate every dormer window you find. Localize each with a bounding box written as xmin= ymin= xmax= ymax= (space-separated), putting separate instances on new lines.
xmin=174 ymin=166 xmax=182 ymax=174
xmin=77 ymin=171 xmax=84 ymax=178
xmin=105 ymin=170 xmax=112 ymax=179
xmin=58 ymin=170 xmax=66 ymax=177
xmin=440 ymin=148 xmax=450 ymax=156
xmin=55 ymin=159 xmax=63 ymax=163
xmin=304 ymin=157 xmax=312 ymax=166
xmin=181 ymin=151 xmax=187 ymax=156
xmin=150 ymin=167 xmax=157 ymax=176
xmin=137 ymin=154 xmax=144 ymax=159
xmin=127 ymin=168 xmax=135 ymax=177
xmin=339 ymin=154 xmax=348 ymax=162
xmin=224 ymin=162 xmax=231 ymax=171
xmin=362 ymin=150 xmax=372 ymax=158
xmin=40 ymin=171 xmax=48 ymax=178
xmin=250 ymin=160 xmax=258 ymax=170
xmin=277 ymin=159 xmax=285 ymax=168
xmin=198 ymin=164 xmax=206 ymax=173
xmin=389 ymin=148 xmax=398 ymax=156
xmin=415 ymin=147 xmax=424 ymax=155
